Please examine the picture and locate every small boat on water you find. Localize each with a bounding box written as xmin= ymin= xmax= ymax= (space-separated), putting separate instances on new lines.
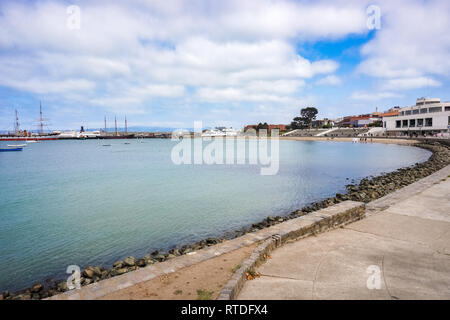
xmin=0 ymin=148 xmax=23 ymax=152
xmin=7 ymin=144 xmax=27 ymax=147
xmin=102 ymin=144 xmax=112 ymax=147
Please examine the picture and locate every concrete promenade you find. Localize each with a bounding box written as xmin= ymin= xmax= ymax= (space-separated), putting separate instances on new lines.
xmin=238 ymin=165 xmax=450 ymax=300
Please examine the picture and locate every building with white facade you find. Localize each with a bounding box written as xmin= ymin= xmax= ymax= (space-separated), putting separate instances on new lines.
xmin=383 ymin=98 xmax=450 ymax=137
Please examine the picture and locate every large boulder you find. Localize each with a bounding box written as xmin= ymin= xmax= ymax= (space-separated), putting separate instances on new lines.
xmin=93 ymin=266 xmax=103 ymax=276
xmin=82 ymin=266 xmax=95 ymax=278
xmin=127 ymin=266 xmax=137 ymax=272
xmin=144 ymin=255 xmax=157 ymax=265
xmin=57 ymin=281 xmax=68 ymax=292
xmin=136 ymin=259 xmax=146 ymax=267
xmin=111 ymin=268 xmax=128 ymax=276
xmin=31 ymin=283 xmax=43 ymax=293
xmin=154 ymin=254 xmax=166 ymax=262
xmin=101 ymin=271 xmax=109 ymax=279
xmin=124 ymin=256 xmax=136 ymax=267
xmin=168 ymin=248 xmax=180 ymax=256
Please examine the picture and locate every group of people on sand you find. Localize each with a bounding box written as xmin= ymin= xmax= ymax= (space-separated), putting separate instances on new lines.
xmin=352 ymin=136 xmax=373 ymax=143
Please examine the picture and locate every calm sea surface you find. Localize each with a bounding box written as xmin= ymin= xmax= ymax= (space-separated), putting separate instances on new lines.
xmin=0 ymin=139 xmax=431 ymax=291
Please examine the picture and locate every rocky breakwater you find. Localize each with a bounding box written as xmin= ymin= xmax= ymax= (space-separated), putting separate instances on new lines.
xmin=2 ymin=142 xmax=449 ymax=300
xmin=342 ymin=143 xmax=450 ymax=203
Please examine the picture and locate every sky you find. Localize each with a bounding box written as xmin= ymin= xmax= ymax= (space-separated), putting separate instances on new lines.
xmin=0 ymin=0 xmax=449 ymax=131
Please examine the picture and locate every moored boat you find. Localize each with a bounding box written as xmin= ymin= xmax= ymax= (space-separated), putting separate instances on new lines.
xmin=0 ymin=148 xmax=23 ymax=152
xmin=7 ymin=144 xmax=27 ymax=147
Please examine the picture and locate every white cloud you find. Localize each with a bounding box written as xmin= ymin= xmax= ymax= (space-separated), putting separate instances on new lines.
xmin=0 ymin=0 xmax=366 ymax=118
xmin=127 ymin=84 xmax=186 ymax=98
xmin=380 ymin=77 xmax=441 ymax=91
xmin=358 ymin=0 xmax=450 ymax=80
xmin=196 ymin=87 xmax=294 ymax=103
xmin=218 ymin=0 xmax=367 ymax=40
xmin=315 ymin=75 xmax=342 ymax=86
xmin=7 ymin=0 xmax=449 ymax=124
xmin=350 ymin=91 xmax=403 ymax=101
xmin=0 ymin=77 xmax=95 ymax=95
xmin=246 ymin=80 xmax=305 ymax=95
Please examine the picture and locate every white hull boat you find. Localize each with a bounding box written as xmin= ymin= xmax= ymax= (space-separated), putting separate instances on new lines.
xmin=8 ymin=144 xmax=27 ymax=147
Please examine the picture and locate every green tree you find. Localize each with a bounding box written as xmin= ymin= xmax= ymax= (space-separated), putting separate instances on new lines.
xmin=255 ymin=122 xmax=269 ymax=135
xmin=368 ymin=120 xmax=383 ymax=127
xmin=291 ymin=107 xmax=318 ymax=129
xmin=255 ymin=122 xmax=268 ymax=130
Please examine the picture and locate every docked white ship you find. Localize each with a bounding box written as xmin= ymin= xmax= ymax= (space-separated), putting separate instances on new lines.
xmin=201 ymin=127 xmax=239 ymax=137
xmin=57 ymin=130 xmax=101 ymax=139
xmin=57 ymin=130 xmax=80 ymax=139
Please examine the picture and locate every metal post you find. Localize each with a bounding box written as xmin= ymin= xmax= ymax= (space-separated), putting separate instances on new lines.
xmin=40 ymin=102 xmax=44 ymax=135
xmin=14 ymin=110 xmax=20 ymax=136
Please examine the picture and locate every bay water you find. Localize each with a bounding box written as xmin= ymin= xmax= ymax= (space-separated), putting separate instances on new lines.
xmin=0 ymin=139 xmax=431 ymax=291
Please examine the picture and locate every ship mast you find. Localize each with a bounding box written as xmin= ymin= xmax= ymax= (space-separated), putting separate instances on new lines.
xmin=14 ymin=109 xmax=20 ymax=136
xmin=39 ymin=102 xmax=44 ymax=134
xmin=125 ymin=116 xmax=128 ymax=135
xmin=115 ymin=116 xmax=118 ymax=136
xmin=37 ymin=101 xmax=49 ymax=135
xmin=104 ymin=116 xmax=107 ymax=134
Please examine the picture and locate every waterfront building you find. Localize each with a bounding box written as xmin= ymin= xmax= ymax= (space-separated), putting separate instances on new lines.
xmin=267 ymin=124 xmax=287 ymax=132
xmin=201 ymin=127 xmax=239 ymax=137
xmin=338 ymin=114 xmax=379 ymax=128
xmin=382 ymin=98 xmax=450 ymax=137
xmin=244 ymin=124 xmax=287 ymax=133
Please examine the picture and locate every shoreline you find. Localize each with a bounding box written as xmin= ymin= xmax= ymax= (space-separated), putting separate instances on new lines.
xmin=2 ymin=140 xmax=450 ymax=300
xmin=279 ymin=136 xmax=421 ymax=145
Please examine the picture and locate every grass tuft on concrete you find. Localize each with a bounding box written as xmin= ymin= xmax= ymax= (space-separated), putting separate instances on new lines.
xmin=197 ymin=289 xmax=214 ymax=300
xmin=231 ymin=264 xmax=241 ymax=273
